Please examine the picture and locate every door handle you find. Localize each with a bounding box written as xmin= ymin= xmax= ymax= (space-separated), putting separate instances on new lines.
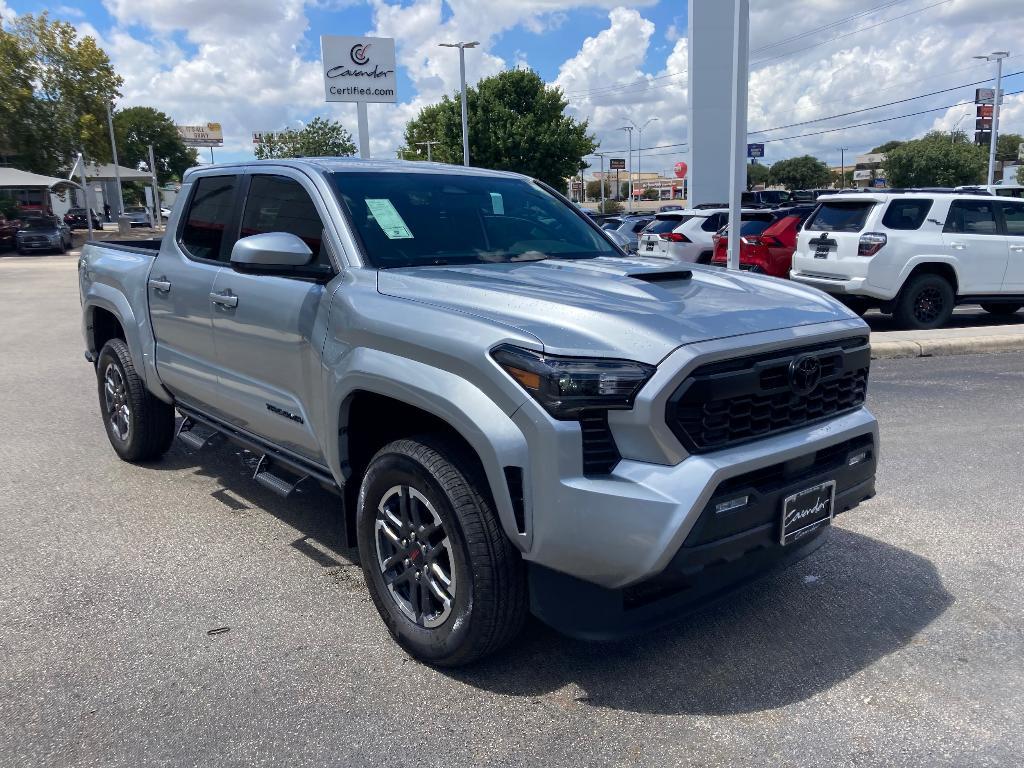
xmin=209 ymin=291 xmax=238 ymax=308
xmin=1011 ymin=245 xmax=1024 ymax=253
xmin=148 ymin=277 xmax=172 ymax=292
xmin=948 ymin=241 xmax=967 ymax=250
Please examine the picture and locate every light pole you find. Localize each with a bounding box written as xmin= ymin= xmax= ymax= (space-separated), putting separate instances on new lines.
xmin=974 ymin=51 xmax=1009 ymax=185
xmin=951 ymin=112 xmax=970 ymax=144
xmin=631 ymin=118 xmax=658 ymax=206
xmin=839 ymin=146 xmax=848 ymax=189
xmin=618 ymin=126 xmax=634 ymax=212
xmin=439 ymin=42 xmax=479 ymax=166
xmin=415 ymin=140 xmax=439 ymax=162
xmin=104 ymin=101 xmax=124 ymax=218
xmin=592 ymin=152 xmax=607 ymax=212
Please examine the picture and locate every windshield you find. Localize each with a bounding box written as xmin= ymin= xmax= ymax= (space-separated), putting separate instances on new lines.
xmin=23 ymin=219 xmax=58 ymax=230
xmin=332 ymin=172 xmax=619 ymax=268
xmin=125 ymin=206 xmax=146 ymax=213
xmin=601 ymin=218 xmax=623 ymax=230
xmin=760 ymin=191 xmax=790 ymax=204
xmin=645 ymin=215 xmax=689 ymax=234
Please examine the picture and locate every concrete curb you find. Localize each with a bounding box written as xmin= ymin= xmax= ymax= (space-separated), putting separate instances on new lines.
xmin=872 ymin=334 xmax=1024 ymax=360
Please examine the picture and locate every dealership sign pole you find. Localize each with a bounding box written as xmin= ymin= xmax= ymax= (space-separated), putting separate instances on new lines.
xmin=321 ymin=36 xmax=398 ymax=160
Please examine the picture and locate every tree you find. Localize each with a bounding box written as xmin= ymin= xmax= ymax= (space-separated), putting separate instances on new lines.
xmin=768 ymin=155 xmax=832 ymax=190
xmin=403 ymin=69 xmax=597 ymax=188
xmin=642 ymin=188 xmax=660 ymax=200
xmin=832 ymin=168 xmax=854 ymax=187
xmin=871 ymin=140 xmax=905 ymax=154
xmin=585 ymin=179 xmax=603 ymax=199
xmin=995 ymin=132 xmax=1024 ymax=163
xmin=0 ymin=13 xmax=122 ymax=174
xmin=885 ymin=131 xmax=986 ymax=187
xmin=114 ymin=107 xmax=198 ymax=184
xmin=598 ymin=199 xmax=622 ymax=214
xmin=746 ymin=162 xmax=771 ymax=189
xmin=253 ymin=117 xmax=357 ymax=160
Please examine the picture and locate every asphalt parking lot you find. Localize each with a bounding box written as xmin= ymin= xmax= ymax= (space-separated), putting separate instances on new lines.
xmin=1 ymin=252 xmax=1022 ymax=767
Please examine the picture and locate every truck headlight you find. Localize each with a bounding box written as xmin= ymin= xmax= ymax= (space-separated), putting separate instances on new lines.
xmin=491 ymin=344 xmax=655 ymax=419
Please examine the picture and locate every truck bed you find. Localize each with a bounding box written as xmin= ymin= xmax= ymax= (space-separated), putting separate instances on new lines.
xmin=85 ymin=238 xmax=162 ymax=255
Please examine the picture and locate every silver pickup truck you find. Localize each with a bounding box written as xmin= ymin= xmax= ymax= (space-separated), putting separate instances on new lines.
xmin=79 ymin=159 xmax=878 ymax=666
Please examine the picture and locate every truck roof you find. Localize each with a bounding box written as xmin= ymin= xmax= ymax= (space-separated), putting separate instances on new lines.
xmin=183 ymin=157 xmax=529 ymax=182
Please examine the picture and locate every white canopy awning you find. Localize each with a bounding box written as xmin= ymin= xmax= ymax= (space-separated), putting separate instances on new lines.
xmin=0 ymin=167 xmax=79 ymax=189
xmin=82 ymin=162 xmax=152 ymax=181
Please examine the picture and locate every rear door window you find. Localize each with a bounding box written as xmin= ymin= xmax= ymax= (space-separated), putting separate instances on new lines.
xmin=882 ymin=199 xmax=933 ymax=230
xmin=805 ymin=201 xmax=875 ymax=232
xmin=180 ymin=175 xmax=239 ymax=262
xmin=700 ymin=213 xmax=724 ymax=232
xmin=1000 ymin=201 xmax=1024 ymax=236
xmin=943 ymin=200 xmax=999 ymax=235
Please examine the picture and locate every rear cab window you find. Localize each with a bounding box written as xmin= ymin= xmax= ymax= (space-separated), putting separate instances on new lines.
xmin=645 ymin=216 xmax=688 ymax=234
xmin=805 ymin=201 xmax=876 ymax=232
xmin=881 ymin=199 xmax=933 ymax=230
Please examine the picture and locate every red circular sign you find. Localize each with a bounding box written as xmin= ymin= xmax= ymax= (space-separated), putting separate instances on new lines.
xmin=673 ymin=161 xmax=688 ymax=179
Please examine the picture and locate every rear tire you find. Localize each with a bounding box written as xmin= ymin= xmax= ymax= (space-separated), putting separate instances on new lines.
xmin=839 ymin=296 xmax=872 ymax=317
xmin=96 ymin=338 xmax=176 ymax=462
xmin=980 ymin=302 xmax=1022 ymax=316
xmin=356 ymin=436 xmax=527 ymax=666
xmin=893 ymin=274 xmax=954 ymax=330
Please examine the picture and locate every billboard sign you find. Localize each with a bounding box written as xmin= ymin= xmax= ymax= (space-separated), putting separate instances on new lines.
xmin=321 ymin=36 xmax=397 ymax=103
xmin=975 ymin=88 xmax=1003 ymax=105
xmin=176 ymin=123 xmax=223 ymax=147
xmin=609 ymin=158 xmax=626 ymax=170
xmin=747 ymin=143 xmax=765 ymax=158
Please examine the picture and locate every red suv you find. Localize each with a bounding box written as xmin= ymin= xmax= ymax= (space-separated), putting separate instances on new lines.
xmin=710 ymin=205 xmax=815 ymax=277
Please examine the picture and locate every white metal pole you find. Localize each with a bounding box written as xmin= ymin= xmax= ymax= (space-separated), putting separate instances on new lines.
xmin=988 ymin=55 xmax=1004 ymax=186
xmin=599 ymin=154 xmax=606 ymax=212
xmin=105 ymin=102 xmax=124 ymax=218
xmin=357 ymin=102 xmax=370 ymax=159
xmin=77 ymin=152 xmax=94 ymax=240
xmin=459 ymin=46 xmax=470 ymax=167
xmin=726 ymin=0 xmax=749 ymax=272
xmin=148 ymin=144 xmax=161 ymax=228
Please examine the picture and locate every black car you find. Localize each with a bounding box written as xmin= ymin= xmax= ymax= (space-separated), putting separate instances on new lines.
xmin=64 ymin=207 xmax=102 ymax=230
xmin=15 ymin=216 xmax=73 ymax=254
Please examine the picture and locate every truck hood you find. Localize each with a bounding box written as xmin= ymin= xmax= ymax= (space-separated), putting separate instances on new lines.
xmin=376 ymin=257 xmax=858 ymax=364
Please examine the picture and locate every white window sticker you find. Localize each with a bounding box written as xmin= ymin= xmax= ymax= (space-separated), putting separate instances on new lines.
xmin=365 ymin=198 xmax=413 ymax=239
xmin=489 ymin=192 xmax=505 ymax=215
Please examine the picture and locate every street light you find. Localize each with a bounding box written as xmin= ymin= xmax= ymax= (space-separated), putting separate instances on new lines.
xmin=630 ymin=118 xmax=658 ymax=206
xmin=839 ymin=146 xmax=848 ymax=189
xmin=951 ymin=112 xmax=970 ymax=144
xmin=973 ymin=51 xmax=1010 ymax=185
xmin=618 ymin=126 xmax=634 ymax=211
xmin=439 ymin=41 xmax=479 ymax=166
xmin=104 ymin=100 xmax=124 ymax=218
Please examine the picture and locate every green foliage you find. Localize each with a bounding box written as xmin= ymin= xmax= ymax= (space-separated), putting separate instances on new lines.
xmin=832 ymin=168 xmax=855 ymax=187
xmin=995 ymin=132 xmax=1024 ymax=163
xmin=598 ymin=199 xmax=622 ymax=214
xmin=0 ymin=13 xmax=122 ymax=174
xmin=1017 ymin=164 xmax=1024 ymax=185
xmin=0 ymin=198 xmax=19 ymax=219
xmin=403 ymin=69 xmax=597 ymax=188
xmin=871 ymin=140 xmax=905 ymax=154
xmin=641 ymin=188 xmax=660 ymax=200
xmin=114 ymin=106 xmax=198 ymax=184
xmin=746 ymin=162 xmax=771 ymax=190
xmin=253 ymin=117 xmax=356 ymax=160
xmin=768 ymin=155 xmax=832 ymax=190
xmin=885 ymin=131 xmax=987 ymax=187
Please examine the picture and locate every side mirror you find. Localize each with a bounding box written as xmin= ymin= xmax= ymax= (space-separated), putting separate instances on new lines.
xmin=230 ymin=232 xmax=313 ymax=269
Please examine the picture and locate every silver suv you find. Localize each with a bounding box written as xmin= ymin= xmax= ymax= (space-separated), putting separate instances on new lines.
xmin=79 ymin=159 xmax=878 ymax=665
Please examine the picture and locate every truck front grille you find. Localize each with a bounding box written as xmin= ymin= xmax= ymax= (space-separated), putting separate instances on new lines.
xmin=666 ymin=337 xmax=870 ymax=454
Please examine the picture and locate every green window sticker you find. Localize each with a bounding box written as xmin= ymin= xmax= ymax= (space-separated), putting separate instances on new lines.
xmin=365 ymin=198 xmax=414 ymax=239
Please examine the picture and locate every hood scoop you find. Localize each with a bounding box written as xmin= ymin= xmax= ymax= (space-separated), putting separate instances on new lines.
xmin=629 ymin=270 xmax=692 ymax=283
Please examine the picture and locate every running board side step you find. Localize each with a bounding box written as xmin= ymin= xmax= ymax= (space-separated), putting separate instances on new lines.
xmin=252 ymin=455 xmax=308 ymax=498
xmin=176 ymin=417 xmax=222 ymax=451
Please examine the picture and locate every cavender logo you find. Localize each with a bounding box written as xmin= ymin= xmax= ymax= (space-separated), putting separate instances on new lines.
xmin=350 ymin=43 xmax=371 ymax=65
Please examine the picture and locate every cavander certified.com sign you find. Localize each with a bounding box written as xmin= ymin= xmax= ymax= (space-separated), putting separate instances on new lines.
xmin=321 ymin=36 xmax=397 ymax=104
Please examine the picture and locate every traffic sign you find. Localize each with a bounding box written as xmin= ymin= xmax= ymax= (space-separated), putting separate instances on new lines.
xmin=747 ymin=143 xmax=764 ymax=158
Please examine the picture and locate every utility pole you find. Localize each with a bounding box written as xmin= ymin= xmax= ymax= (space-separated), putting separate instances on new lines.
xmin=439 ymin=42 xmax=479 ymax=166
xmin=105 ymin=101 xmax=124 ymax=218
xmin=839 ymin=146 xmax=848 ymax=189
xmin=951 ymin=113 xmax=969 ymax=144
xmin=726 ymin=0 xmax=750 ymax=272
xmin=618 ymin=125 xmax=634 ymax=212
xmin=148 ymin=144 xmax=161 ymax=228
xmin=415 ymin=140 xmax=439 ymax=162
xmin=974 ymin=51 xmax=1009 ymax=185
xmin=593 ymin=152 xmax=606 ymax=212
xmin=631 ymin=118 xmax=658 ymax=207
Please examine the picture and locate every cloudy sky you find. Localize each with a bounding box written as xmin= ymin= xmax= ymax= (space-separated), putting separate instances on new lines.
xmin=2 ymin=0 xmax=1022 ymax=173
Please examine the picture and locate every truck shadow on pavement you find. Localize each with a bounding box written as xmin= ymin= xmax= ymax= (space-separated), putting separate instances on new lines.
xmin=447 ymin=526 xmax=952 ymax=716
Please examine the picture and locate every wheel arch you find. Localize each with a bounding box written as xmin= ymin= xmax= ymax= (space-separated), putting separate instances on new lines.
xmin=896 ymin=259 xmax=960 ymax=297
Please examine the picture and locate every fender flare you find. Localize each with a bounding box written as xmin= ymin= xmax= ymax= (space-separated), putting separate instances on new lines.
xmin=893 ymin=256 xmax=961 ymax=297
xmin=324 ymin=348 xmax=532 ymax=549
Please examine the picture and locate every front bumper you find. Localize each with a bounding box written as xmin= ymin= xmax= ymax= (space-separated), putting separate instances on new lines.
xmin=529 ymin=427 xmax=876 ymax=639
xmin=16 ymin=240 xmax=60 ymax=251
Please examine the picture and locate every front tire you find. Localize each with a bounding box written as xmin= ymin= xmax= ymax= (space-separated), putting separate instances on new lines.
xmin=96 ymin=338 xmax=175 ymax=462
xmin=893 ymin=274 xmax=954 ymax=330
xmin=980 ymin=302 xmax=1022 ymax=316
xmin=356 ymin=436 xmax=527 ymax=666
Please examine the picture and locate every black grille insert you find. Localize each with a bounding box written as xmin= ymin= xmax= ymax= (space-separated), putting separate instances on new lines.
xmin=579 ymin=410 xmax=620 ymax=475
xmin=667 ymin=337 xmax=869 ymax=454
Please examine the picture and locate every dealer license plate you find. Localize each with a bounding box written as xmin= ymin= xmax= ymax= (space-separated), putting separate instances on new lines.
xmin=780 ymin=480 xmax=835 ymax=545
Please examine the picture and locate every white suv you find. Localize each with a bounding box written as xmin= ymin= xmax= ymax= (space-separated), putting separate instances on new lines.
xmin=638 ymin=207 xmax=774 ymax=263
xmin=790 ymin=192 xmax=1024 ymax=329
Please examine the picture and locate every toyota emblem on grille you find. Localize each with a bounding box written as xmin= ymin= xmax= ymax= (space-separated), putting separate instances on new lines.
xmin=788 ymin=355 xmax=823 ymax=396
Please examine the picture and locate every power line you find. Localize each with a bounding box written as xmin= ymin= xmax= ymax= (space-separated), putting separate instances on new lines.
xmin=751 ymin=0 xmax=912 ymax=54
xmin=561 ymin=69 xmax=686 ymax=98
xmin=752 ymin=0 xmax=954 ymax=66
